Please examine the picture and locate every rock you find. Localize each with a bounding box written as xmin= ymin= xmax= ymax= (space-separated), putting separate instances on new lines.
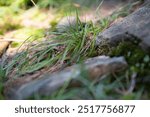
xmin=4 ymin=56 xmax=127 ymax=99
xmin=96 ymin=7 xmax=150 ymax=51
xmin=56 ymin=16 xmax=81 ymax=33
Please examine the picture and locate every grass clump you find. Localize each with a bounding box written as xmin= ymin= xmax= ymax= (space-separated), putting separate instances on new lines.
xmin=3 ymin=15 xmax=101 ymax=78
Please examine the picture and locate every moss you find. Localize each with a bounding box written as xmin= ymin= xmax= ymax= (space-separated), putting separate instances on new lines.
xmin=109 ymin=41 xmax=150 ymax=76
xmin=96 ymin=39 xmax=111 ymax=55
xmin=110 ymin=41 xmax=144 ymax=63
xmin=107 ymin=40 xmax=150 ymax=99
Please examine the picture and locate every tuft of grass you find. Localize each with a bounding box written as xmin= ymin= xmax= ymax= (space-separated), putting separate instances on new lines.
xmin=3 ymin=13 xmax=101 ymax=78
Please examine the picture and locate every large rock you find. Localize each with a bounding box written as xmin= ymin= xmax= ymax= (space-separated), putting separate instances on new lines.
xmin=4 ymin=56 xmax=127 ymax=99
xmin=96 ymin=6 xmax=150 ymax=51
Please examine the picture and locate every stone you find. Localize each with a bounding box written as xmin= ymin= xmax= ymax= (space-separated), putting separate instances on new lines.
xmin=56 ymin=16 xmax=80 ymax=33
xmin=96 ymin=7 xmax=150 ymax=51
xmin=4 ymin=56 xmax=127 ymax=99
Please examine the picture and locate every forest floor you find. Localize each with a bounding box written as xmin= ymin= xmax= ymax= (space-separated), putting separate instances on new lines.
xmin=0 ymin=0 xmax=150 ymax=100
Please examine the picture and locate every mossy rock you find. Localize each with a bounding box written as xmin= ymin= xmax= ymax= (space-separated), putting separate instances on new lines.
xmin=96 ymin=7 xmax=150 ymax=51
